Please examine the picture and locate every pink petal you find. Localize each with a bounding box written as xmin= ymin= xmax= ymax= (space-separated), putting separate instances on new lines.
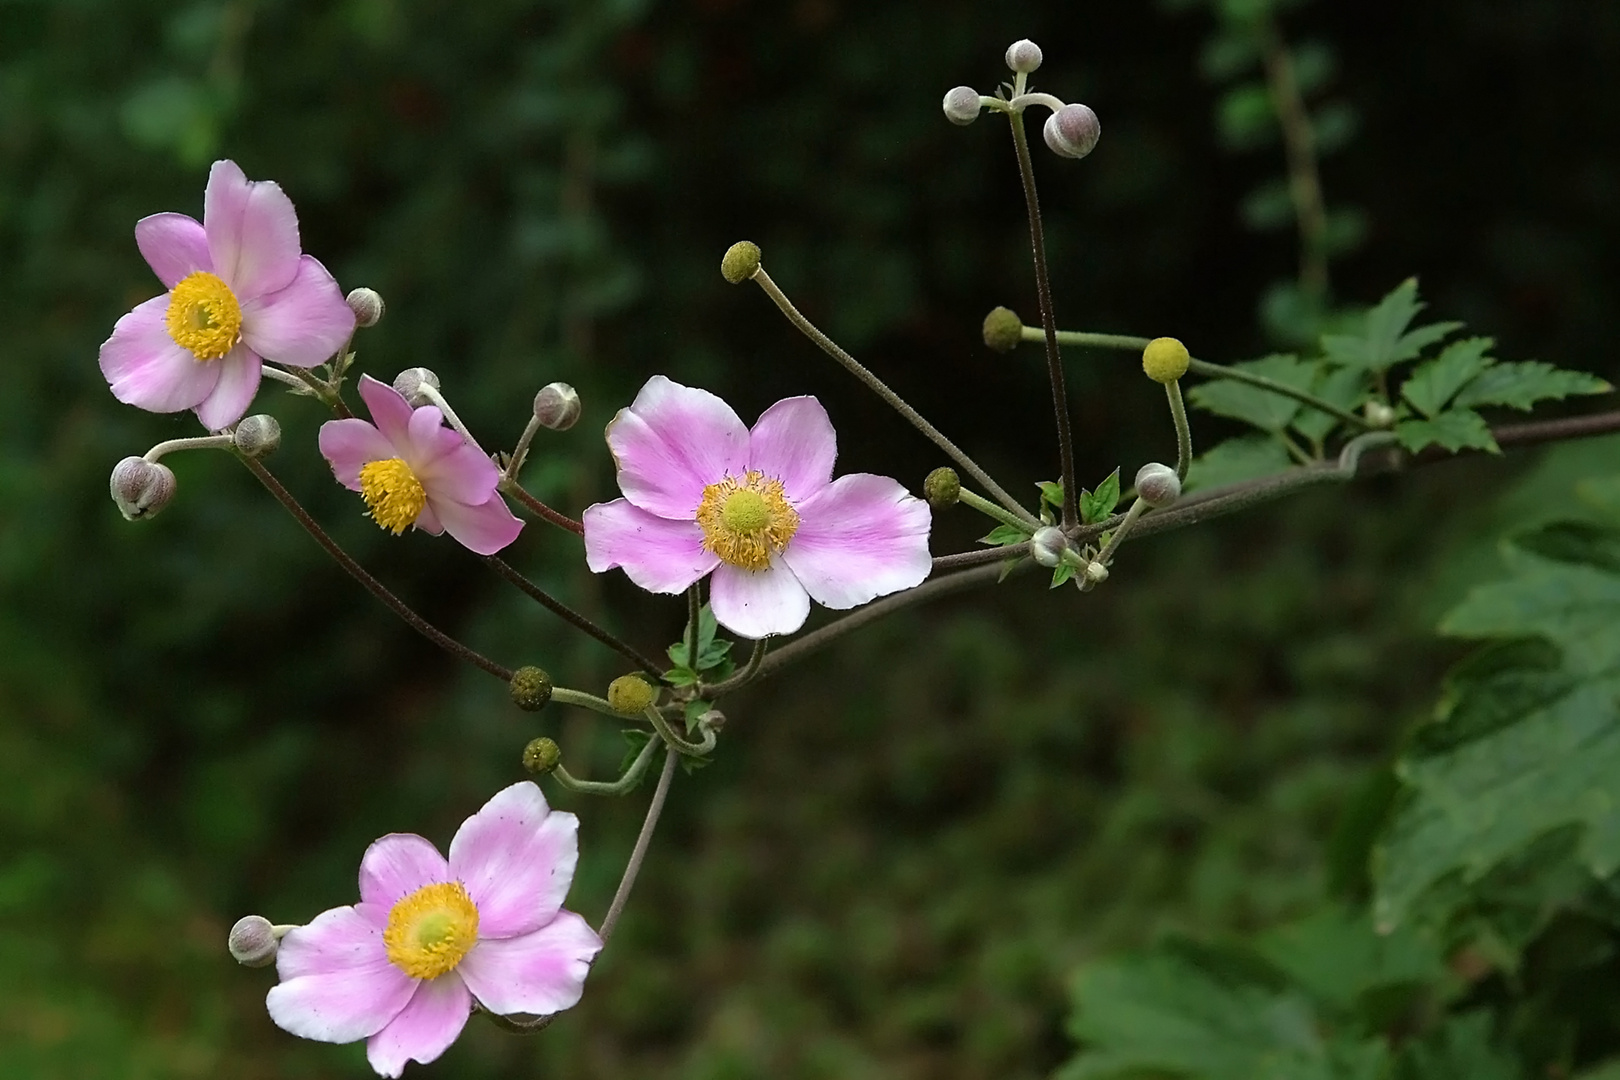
xmin=267 ymin=905 xmax=415 ymax=1044
xmin=457 ymin=911 xmax=601 ymax=1017
xmin=357 ymin=375 xmax=415 ymax=448
xmin=365 ymin=975 xmax=472 ymax=1079
xmin=319 ymin=417 xmax=396 ymax=490
xmin=239 ymin=255 xmax=356 ymax=368
xmin=428 ymin=494 xmax=524 ymax=555
xmin=583 ymin=498 xmax=718 ymax=593
xmin=447 ymin=782 xmax=579 ymax=939
xmin=135 ymin=212 xmax=212 ymax=288
xmin=194 ymin=342 xmax=262 ymax=430
xmin=607 ymin=376 xmax=748 ymax=519
xmin=99 ymin=295 xmax=221 ymax=413
xmin=415 ymin=502 xmax=445 ymax=535
xmin=710 ymin=559 xmax=811 ymax=639
xmin=359 ymin=833 xmax=450 ymax=909
xmin=405 ymin=408 xmax=499 ymax=505
xmin=781 ymin=474 xmax=932 ymax=609
xmin=747 ymin=396 xmax=836 ymax=504
xmin=203 ymin=159 xmax=302 ymax=300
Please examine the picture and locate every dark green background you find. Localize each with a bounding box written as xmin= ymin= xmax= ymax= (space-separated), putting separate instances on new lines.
xmin=2 ymin=1 xmax=1617 ymax=1076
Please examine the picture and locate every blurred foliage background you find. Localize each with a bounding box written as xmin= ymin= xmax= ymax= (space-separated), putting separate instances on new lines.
xmin=2 ymin=0 xmax=1619 ymax=1076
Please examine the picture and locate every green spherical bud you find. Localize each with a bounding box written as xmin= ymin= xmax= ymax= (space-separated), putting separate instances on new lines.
xmin=509 ymin=666 xmax=553 ymax=711
xmin=232 ymin=414 xmax=281 ymax=459
xmin=1134 ymin=462 xmax=1181 ymax=508
xmin=228 ymin=915 xmax=280 ymax=967
xmin=721 ymin=241 xmax=762 ymax=285
xmin=1142 ymin=337 xmax=1190 ymax=384
xmin=607 ymin=674 xmax=656 ymax=715
xmin=346 ymin=287 xmax=386 ymax=328
xmin=982 ymin=306 xmax=1024 ymax=353
xmin=522 ymin=736 xmax=562 ymax=776
xmin=923 ymin=467 xmax=960 ymax=509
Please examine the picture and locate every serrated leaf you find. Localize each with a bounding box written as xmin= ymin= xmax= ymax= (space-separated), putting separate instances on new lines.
xmin=1394 ymin=1011 xmax=1521 ymax=1080
xmin=1253 ymin=908 xmax=1447 ymax=1018
xmin=1394 ymin=409 xmax=1499 ymax=454
xmin=1038 ymin=481 xmax=1065 ymax=514
xmin=1452 ymin=360 xmax=1612 ymax=412
xmin=663 ymin=666 xmax=699 ymax=688
xmin=980 ymin=523 xmax=1031 ymax=547
xmin=1320 ymin=279 xmax=1463 ymax=372
xmin=1401 ymin=337 xmax=1496 ymax=418
xmin=1080 ymin=469 xmax=1121 ymax=524
xmin=1187 ymin=354 xmax=1318 ymax=431
xmin=684 ymin=699 xmax=711 ymax=735
xmin=1184 ymin=435 xmax=1294 ymax=493
xmin=695 ymin=638 xmax=733 ymax=672
xmin=1292 ymin=367 xmax=1369 ymax=443
xmin=1051 ymin=563 xmax=1076 ymax=589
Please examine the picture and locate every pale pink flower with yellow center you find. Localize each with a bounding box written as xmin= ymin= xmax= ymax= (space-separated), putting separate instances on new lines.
xmin=318 ymin=375 xmax=523 ymax=555
xmin=266 ymin=782 xmax=601 ymax=1078
xmin=583 ymin=376 xmax=933 ymax=638
xmin=98 ymin=160 xmax=356 ymax=431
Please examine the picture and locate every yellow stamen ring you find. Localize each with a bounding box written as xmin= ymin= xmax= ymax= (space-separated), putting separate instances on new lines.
xmin=164 ymin=271 xmax=242 ymax=361
xmin=358 ymin=458 xmax=427 ymax=535
xmin=382 ymin=881 xmax=480 ymax=980
xmin=695 ymin=470 xmax=799 ymax=572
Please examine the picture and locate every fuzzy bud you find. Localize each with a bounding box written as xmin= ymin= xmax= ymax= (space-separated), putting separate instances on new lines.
xmin=1135 ymin=462 xmax=1182 ymax=508
xmin=942 ymin=86 xmax=983 ymax=126
xmin=1005 ymin=39 xmax=1043 ymax=74
xmin=1141 ymin=337 xmax=1191 ymax=384
xmin=392 ymin=367 xmax=441 ymax=407
xmin=982 ymin=306 xmax=1025 ymax=353
xmin=923 ymin=467 xmax=961 ymax=509
xmin=1364 ymin=401 xmax=1397 ymax=429
xmin=110 ymin=456 xmax=176 ymax=521
xmin=1043 ymin=103 xmax=1101 ymax=160
xmin=346 ymin=287 xmax=385 ymax=328
xmin=232 ymin=414 xmax=281 ymax=459
xmin=1030 ymin=526 xmax=1069 ymax=568
xmin=522 ymin=737 xmax=562 ymax=776
xmin=532 ymin=382 xmax=581 ymax=431
xmin=1084 ymin=561 xmax=1110 ymax=584
xmin=721 ymin=241 xmax=762 ymax=285
xmin=607 ymin=675 xmax=656 ymax=716
xmin=509 ymin=666 xmax=554 ymax=711
xmin=228 ymin=915 xmax=280 ymax=968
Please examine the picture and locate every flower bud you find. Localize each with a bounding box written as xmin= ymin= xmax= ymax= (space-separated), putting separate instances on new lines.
xmin=392 ymin=367 xmax=441 ymax=407
xmin=1364 ymin=401 xmax=1397 ymax=429
xmin=924 ymin=466 xmax=960 ymax=509
xmin=942 ymin=86 xmax=983 ymax=126
xmin=607 ymin=675 xmax=656 ymax=715
xmin=509 ymin=666 xmax=554 ymax=712
xmin=1030 ymin=526 xmax=1069 ymax=568
xmin=522 ymin=736 xmax=561 ymax=776
xmin=1005 ymin=39 xmax=1043 ymax=74
xmin=1084 ymin=560 xmax=1110 ymax=584
xmin=532 ymin=382 xmax=581 ymax=431
xmin=982 ymin=306 xmax=1025 ymax=353
xmin=1141 ymin=337 xmax=1190 ymax=384
xmin=697 ymin=708 xmax=727 ymax=734
xmin=1135 ymin=462 xmax=1181 ymax=508
xmin=1043 ymin=103 xmax=1101 ymax=159
xmin=228 ymin=915 xmax=280 ymax=967
xmin=109 ymin=456 xmax=176 ymax=521
xmin=721 ymin=241 xmax=762 ymax=285
xmin=232 ymin=414 xmax=281 ymax=459
xmin=346 ymin=287 xmax=385 ymax=328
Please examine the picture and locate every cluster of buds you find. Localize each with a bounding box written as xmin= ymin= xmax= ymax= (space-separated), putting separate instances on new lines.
xmin=942 ymin=38 xmax=1101 ymax=161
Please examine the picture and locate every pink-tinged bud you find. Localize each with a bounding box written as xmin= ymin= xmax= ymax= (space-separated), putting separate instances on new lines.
xmin=1043 ymin=103 xmax=1101 ymax=159
xmin=110 ymin=456 xmax=176 ymax=521
xmin=1005 ymin=39 xmax=1042 ymax=74
xmin=345 ymin=287 xmax=385 ymax=328
xmin=942 ymin=86 xmax=983 ymax=126
xmin=1030 ymin=526 xmax=1069 ymax=568
xmin=228 ymin=915 xmax=280 ymax=967
xmin=391 ymin=367 xmax=440 ymax=407
xmin=1134 ymin=463 xmax=1181 ymax=508
xmin=532 ymin=382 xmax=581 ymax=431
xmin=232 ymin=414 xmax=281 ymax=459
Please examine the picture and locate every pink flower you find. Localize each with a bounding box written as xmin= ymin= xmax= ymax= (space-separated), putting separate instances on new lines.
xmin=266 ymin=782 xmax=602 ymax=1078
xmin=99 ymin=160 xmax=356 ymax=431
xmin=583 ymin=376 xmax=932 ymax=638
xmin=319 ymin=376 xmax=523 ymax=555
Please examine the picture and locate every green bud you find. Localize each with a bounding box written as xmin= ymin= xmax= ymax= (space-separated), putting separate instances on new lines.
xmin=721 ymin=241 xmax=762 ymax=285
xmin=509 ymin=666 xmax=553 ymax=711
xmin=607 ymin=674 xmax=656 ymax=715
xmin=522 ymin=737 xmax=562 ymax=775
xmin=923 ymin=467 xmax=960 ymax=509
xmin=981 ymin=306 xmax=1024 ymax=353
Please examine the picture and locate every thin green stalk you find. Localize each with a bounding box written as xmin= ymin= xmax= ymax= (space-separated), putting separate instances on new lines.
xmin=598 ymin=747 xmax=680 ymax=944
xmin=960 ymin=488 xmax=1034 ymax=534
xmin=550 ymin=687 xmax=629 ymax=720
xmin=552 ymin=732 xmax=660 ymax=796
xmin=143 ymin=434 xmax=235 ymax=461
xmin=1166 ymin=380 xmax=1193 ymax=481
xmin=645 ymin=706 xmax=712 ymax=758
xmin=703 ymin=637 xmax=769 ymax=697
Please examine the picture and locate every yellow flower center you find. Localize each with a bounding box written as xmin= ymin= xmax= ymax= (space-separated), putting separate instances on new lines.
xmin=164 ymin=271 xmax=242 ymax=361
xmin=383 ymin=881 xmax=480 ymax=980
xmin=694 ymin=470 xmax=799 ymax=572
xmin=358 ymin=458 xmax=427 ymax=535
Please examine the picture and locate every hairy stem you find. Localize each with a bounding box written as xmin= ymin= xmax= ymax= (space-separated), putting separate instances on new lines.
xmin=497 ymin=478 xmax=585 ymax=536
xmin=482 ymin=556 xmax=662 ymax=677
xmin=1166 ymin=381 xmax=1193 ymax=481
xmin=703 ymin=637 xmax=769 ymax=698
xmin=959 ymin=488 xmax=1035 ymax=533
xmin=552 ymin=732 xmax=660 ymax=796
xmin=598 ymin=747 xmax=679 ymax=944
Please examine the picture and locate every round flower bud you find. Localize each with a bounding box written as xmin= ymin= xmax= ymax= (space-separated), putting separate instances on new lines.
xmin=228 ymin=915 xmax=280 ymax=968
xmin=942 ymin=86 xmax=983 ymax=126
xmin=346 ymin=287 xmax=386 ymax=328
xmin=522 ymin=737 xmax=562 ymax=776
xmin=509 ymin=666 xmax=554 ymax=712
xmin=109 ymin=456 xmax=176 ymax=521
xmin=1030 ymin=526 xmax=1069 ymax=568
xmin=1005 ymin=39 xmax=1043 ymax=74
xmin=1084 ymin=561 xmax=1110 ymax=584
xmin=1141 ymin=337 xmax=1190 ymax=384
xmin=1043 ymin=103 xmax=1101 ymax=159
xmin=982 ymin=306 xmax=1025 ymax=353
xmin=923 ymin=466 xmax=960 ymax=509
xmin=1135 ymin=462 xmax=1181 ymax=508
xmin=392 ymin=367 xmax=441 ymax=407
xmin=721 ymin=241 xmax=762 ymax=285
xmin=232 ymin=414 xmax=281 ymax=459
xmin=532 ymin=382 xmax=581 ymax=432
xmin=607 ymin=674 xmax=656 ymax=716
xmin=1364 ymin=400 xmax=1397 ymax=429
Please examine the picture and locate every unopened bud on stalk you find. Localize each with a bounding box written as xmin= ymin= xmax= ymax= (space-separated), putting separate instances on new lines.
xmin=1085 ymin=561 xmax=1110 ymax=584
xmin=110 ymin=456 xmax=176 ymax=521
xmin=607 ymin=675 xmax=656 ymax=716
xmin=1005 ymin=39 xmax=1043 ymax=74
xmin=532 ymin=382 xmax=581 ymax=431
xmin=1043 ymin=103 xmax=1101 ymax=159
xmin=698 ymin=708 xmax=727 ymax=734
xmin=1134 ymin=462 xmax=1181 ymax=508
xmin=1141 ymin=337 xmax=1190 ymax=384
xmin=721 ymin=241 xmax=762 ymax=284
xmin=1364 ymin=400 xmax=1397 ymax=429
xmin=232 ymin=414 xmax=281 ymax=459
xmin=522 ymin=737 xmax=562 ymax=776
xmin=942 ymin=86 xmax=983 ymax=126
xmin=392 ymin=367 xmax=441 ymax=407
xmin=346 ymin=287 xmax=385 ymax=328
xmin=228 ymin=915 xmax=280 ymax=967
xmin=982 ymin=306 xmax=1024 ymax=353
xmin=924 ymin=467 xmax=961 ymax=509
xmin=1030 ymin=526 xmax=1069 ymax=568
xmin=509 ymin=666 xmax=554 ymax=712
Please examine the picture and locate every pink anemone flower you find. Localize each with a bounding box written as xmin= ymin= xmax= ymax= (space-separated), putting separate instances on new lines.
xmin=318 ymin=375 xmax=523 ymax=555
xmin=98 ymin=160 xmax=356 ymax=431
xmin=266 ymin=781 xmax=602 ymax=1078
xmin=583 ymin=376 xmax=932 ymax=639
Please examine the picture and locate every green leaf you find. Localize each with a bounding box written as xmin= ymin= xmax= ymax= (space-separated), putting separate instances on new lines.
xmin=1217 ymin=82 xmax=1277 ymax=149
xmin=1187 ymin=354 xmax=1318 ymax=431
xmin=618 ymin=729 xmax=653 ymax=778
xmin=1252 ymin=908 xmax=1448 ymax=1020
xmin=980 ymin=523 xmax=1031 ymax=547
xmin=1320 ymin=279 xmax=1462 ymax=372
xmin=1293 ymin=367 xmax=1370 ymax=443
xmin=695 ymin=638 xmax=733 ymax=672
xmin=1394 ymin=410 xmax=1499 ymax=454
xmin=684 ymin=699 xmax=711 ymax=735
xmin=663 ymin=666 xmax=699 ymax=688
xmin=1038 ymin=480 xmax=1066 ymax=517
xmin=1393 ymin=1011 xmax=1521 ymax=1080
xmin=1080 ymin=469 xmax=1120 ymax=525
xmin=1184 ymin=435 xmax=1294 ymax=493
xmin=1451 ymin=360 xmax=1612 ymax=412
xmin=1051 ymin=563 xmax=1076 ymax=589
xmin=1401 ymin=337 xmax=1496 ymax=419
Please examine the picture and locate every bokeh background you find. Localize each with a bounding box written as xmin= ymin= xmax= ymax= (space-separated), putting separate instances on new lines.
xmin=3 ymin=0 xmax=1619 ymax=1076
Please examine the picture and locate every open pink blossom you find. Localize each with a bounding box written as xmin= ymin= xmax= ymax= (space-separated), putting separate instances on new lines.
xmin=318 ymin=376 xmax=523 ymax=555
xmin=266 ymin=782 xmax=601 ymax=1078
xmin=583 ymin=376 xmax=932 ymax=638
xmin=98 ymin=160 xmax=356 ymax=431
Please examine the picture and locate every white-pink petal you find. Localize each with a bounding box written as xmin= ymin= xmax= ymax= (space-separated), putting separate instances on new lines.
xmin=448 ymin=781 xmax=578 ymax=940
xmin=193 ymin=342 xmax=262 ymax=430
xmin=203 ymin=159 xmax=302 ymax=300
xmin=709 ymin=559 xmax=812 ymax=639
xmin=99 ymin=295 xmax=221 ymax=413
xmin=783 ymin=473 xmax=932 ymax=610
xmin=429 ymin=494 xmax=524 ymax=556
xmin=267 ymin=906 xmax=415 ymax=1044
xmin=239 ymin=255 xmax=355 ymax=367
xmin=365 ymin=975 xmax=473 ymax=1079
xmin=607 ymin=376 xmax=749 ymax=520
xmin=747 ymin=395 xmax=837 ymax=504
xmin=358 ymin=833 xmax=450 ymax=909
xmin=356 ymin=375 xmax=416 ymax=448
xmin=583 ymin=499 xmax=718 ymax=594
xmin=135 ymin=212 xmax=212 ymax=288
xmin=318 ymin=418 xmax=398 ymax=490
xmin=457 ymin=911 xmax=602 ymax=1017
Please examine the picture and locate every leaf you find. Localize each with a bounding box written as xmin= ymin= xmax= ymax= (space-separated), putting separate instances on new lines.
xmin=1320 ymin=279 xmax=1462 ymax=372
xmin=663 ymin=666 xmax=699 ymax=688
xmin=1187 ymin=354 xmax=1318 ymax=431
xmin=1051 ymin=563 xmax=1076 ymax=589
xmin=1038 ymin=480 xmax=1066 ymax=518
xmin=1253 ymin=908 xmax=1448 ymax=1020
xmin=1451 ymin=360 xmax=1612 ymax=412
xmin=1080 ymin=469 xmax=1120 ymax=525
xmin=1293 ymin=367 xmax=1370 ymax=443
xmin=695 ymin=638 xmax=733 ymax=672
xmin=618 ymin=728 xmax=653 ymax=777
xmin=684 ymin=699 xmax=711 ymax=735
xmin=1393 ymin=1011 xmax=1521 ymax=1080
xmin=979 ymin=523 xmax=1030 ymax=547
xmin=1217 ymin=82 xmax=1276 ymax=149
xmin=1184 ymin=435 xmax=1294 ymax=493
xmin=1394 ymin=410 xmax=1499 ymax=454
xmin=1401 ymin=337 xmax=1496 ymax=419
